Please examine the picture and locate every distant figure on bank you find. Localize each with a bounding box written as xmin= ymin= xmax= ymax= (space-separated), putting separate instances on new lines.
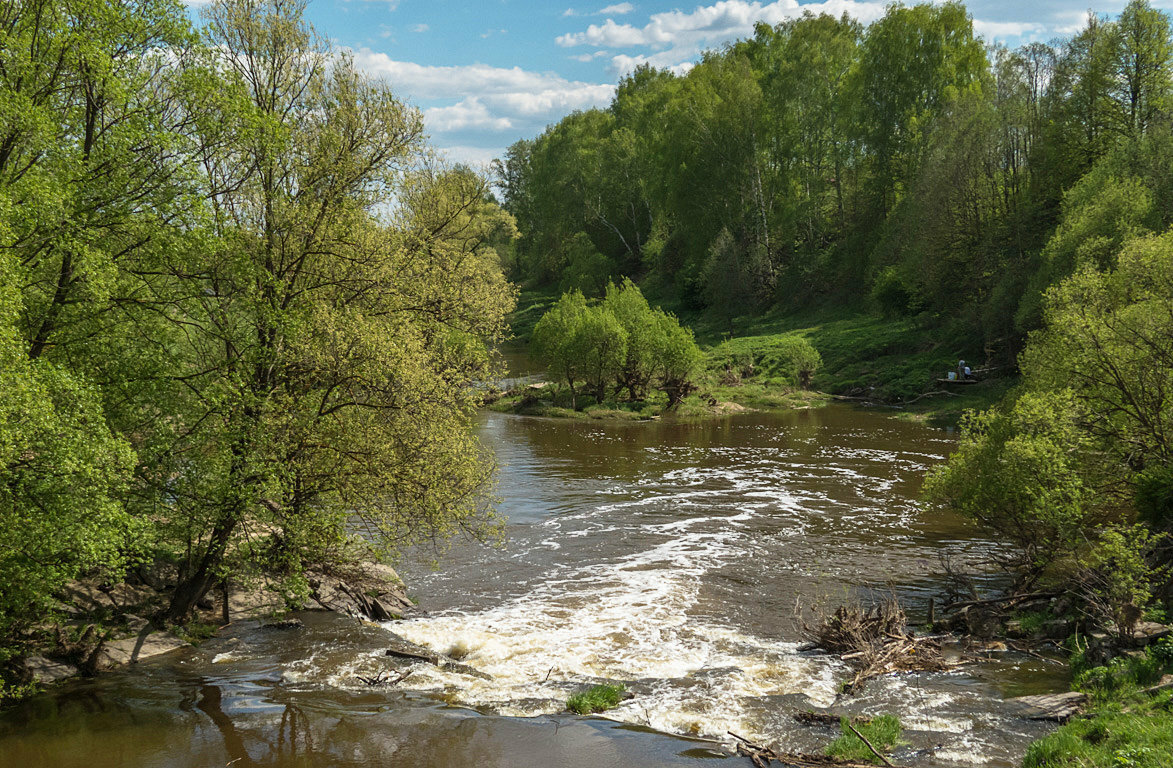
xmin=957 ymin=360 xmax=971 ymax=380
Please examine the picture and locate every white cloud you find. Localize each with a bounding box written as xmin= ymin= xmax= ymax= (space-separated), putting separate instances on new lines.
xmin=439 ymin=145 xmax=505 ymax=168
xmin=564 ymin=3 xmax=636 ymax=17
xmin=349 ymin=49 xmax=615 ymax=143
xmin=971 ymin=19 xmax=1046 ymax=39
xmin=424 ymin=98 xmax=513 ymax=132
xmin=411 ymin=23 xmax=429 ymax=33
xmin=557 ymin=0 xmax=887 ymax=52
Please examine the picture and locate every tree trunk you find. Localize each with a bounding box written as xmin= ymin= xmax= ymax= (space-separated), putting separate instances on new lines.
xmin=167 ymin=517 xmax=237 ymax=621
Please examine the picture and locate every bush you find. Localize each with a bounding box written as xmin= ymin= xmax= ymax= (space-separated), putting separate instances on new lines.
xmin=871 ymin=265 xmax=922 ymax=318
xmin=709 ymin=335 xmax=823 ymax=388
xmin=567 ymin=683 xmax=626 ymax=714
xmin=923 ymin=391 xmax=1094 ymax=585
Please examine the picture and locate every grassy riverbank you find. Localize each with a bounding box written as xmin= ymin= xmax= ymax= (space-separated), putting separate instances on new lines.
xmin=502 ymin=288 xmax=1013 ymax=425
xmin=1024 ymin=638 xmax=1173 ymax=768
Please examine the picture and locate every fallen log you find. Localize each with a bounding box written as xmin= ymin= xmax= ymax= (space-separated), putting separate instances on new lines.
xmin=727 ymin=732 xmax=880 ymax=768
xmin=384 ymin=633 xmax=493 ymax=681
xmin=793 ymin=712 xmax=873 ymax=728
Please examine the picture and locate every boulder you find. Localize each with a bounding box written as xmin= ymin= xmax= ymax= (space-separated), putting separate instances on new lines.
xmin=1006 ymin=691 xmax=1087 ymax=722
xmin=24 ymin=655 xmax=78 ymax=684
xmin=95 ymin=629 xmax=189 ymax=670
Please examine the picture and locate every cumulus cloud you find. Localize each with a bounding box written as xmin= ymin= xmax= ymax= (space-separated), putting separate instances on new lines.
xmin=971 ymin=19 xmax=1046 ymax=39
xmin=411 ymin=23 xmax=430 ymax=33
xmin=599 ymin=3 xmax=635 ymax=14
xmin=556 ymin=0 xmax=888 ymax=51
xmin=424 ymin=98 xmax=513 ymax=132
xmin=349 ymin=48 xmax=615 ymax=156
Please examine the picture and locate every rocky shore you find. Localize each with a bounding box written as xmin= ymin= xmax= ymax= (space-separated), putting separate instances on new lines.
xmin=16 ymin=560 xmax=414 ymax=688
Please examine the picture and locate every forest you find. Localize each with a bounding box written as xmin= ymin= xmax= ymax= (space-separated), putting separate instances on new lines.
xmin=499 ymin=0 xmax=1172 ymax=367
xmin=0 ymin=0 xmax=516 ymax=695
xmin=501 ymin=1 xmax=1173 ymax=763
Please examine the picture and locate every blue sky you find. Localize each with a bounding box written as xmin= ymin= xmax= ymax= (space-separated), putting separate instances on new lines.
xmin=184 ymin=0 xmax=1168 ymax=166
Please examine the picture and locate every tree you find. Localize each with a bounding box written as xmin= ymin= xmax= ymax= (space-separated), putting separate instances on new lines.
xmin=532 ymin=290 xmax=589 ymax=408
xmin=654 ymin=313 xmax=703 ymax=407
xmin=573 ymin=306 xmax=627 ymax=405
xmin=603 ymin=278 xmax=664 ymax=400
xmin=1113 ymin=0 xmax=1173 ymax=137
xmin=138 ymin=0 xmax=514 ymax=619
xmin=924 ymin=391 xmax=1097 ymax=587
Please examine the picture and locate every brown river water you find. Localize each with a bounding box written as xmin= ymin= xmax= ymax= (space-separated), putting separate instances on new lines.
xmin=0 ymin=397 xmax=1068 ymax=767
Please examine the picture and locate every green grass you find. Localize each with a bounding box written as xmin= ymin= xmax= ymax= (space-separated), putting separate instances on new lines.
xmin=826 ymin=714 xmax=903 ymax=765
xmin=1023 ymin=638 xmax=1173 ymax=767
xmin=567 ymin=683 xmax=626 ymax=714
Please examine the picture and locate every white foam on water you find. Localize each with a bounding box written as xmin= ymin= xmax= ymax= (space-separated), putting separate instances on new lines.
xmin=377 ymin=518 xmax=846 ymax=741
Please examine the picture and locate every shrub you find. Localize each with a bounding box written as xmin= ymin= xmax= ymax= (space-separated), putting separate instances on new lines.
xmin=567 ymin=683 xmax=626 ymax=714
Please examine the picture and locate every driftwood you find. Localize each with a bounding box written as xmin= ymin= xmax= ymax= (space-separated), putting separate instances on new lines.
xmin=727 ymin=732 xmax=880 ymax=768
xmin=793 ymin=712 xmax=873 ymax=728
xmin=384 ymin=633 xmax=494 ymax=681
xmin=356 ymin=669 xmax=413 ymax=687
xmin=799 ymin=595 xmax=961 ymax=694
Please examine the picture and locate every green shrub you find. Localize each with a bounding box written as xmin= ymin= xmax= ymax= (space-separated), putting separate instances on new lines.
xmin=709 ymin=335 xmax=822 ymax=388
xmin=567 ymin=683 xmax=626 ymax=714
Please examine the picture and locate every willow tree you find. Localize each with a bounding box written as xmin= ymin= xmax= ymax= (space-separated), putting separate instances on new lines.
xmin=148 ymin=0 xmax=514 ymax=619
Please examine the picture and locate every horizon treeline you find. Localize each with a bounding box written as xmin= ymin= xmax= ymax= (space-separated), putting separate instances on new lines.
xmin=498 ymin=0 xmax=1173 ymax=363
xmin=0 ymin=0 xmax=515 ymax=687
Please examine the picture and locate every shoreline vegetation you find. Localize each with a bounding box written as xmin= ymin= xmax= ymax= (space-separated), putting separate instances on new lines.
xmin=487 ymin=286 xmax=1012 ymax=425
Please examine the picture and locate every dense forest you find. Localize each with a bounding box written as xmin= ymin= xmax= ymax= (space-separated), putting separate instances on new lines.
xmin=0 ymin=0 xmax=515 ymax=694
xmin=503 ymin=4 xmax=1173 ymax=761
xmin=499 ymin=0 xmax=1173 ymax=368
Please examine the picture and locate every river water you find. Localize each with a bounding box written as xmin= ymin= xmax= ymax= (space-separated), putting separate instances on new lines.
xmin=0 ymin=404 xmax=1065 ymax=768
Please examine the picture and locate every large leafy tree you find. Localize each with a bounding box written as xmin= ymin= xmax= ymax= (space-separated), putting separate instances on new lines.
xmin=135 ymin=0 xmax=516 ymax=619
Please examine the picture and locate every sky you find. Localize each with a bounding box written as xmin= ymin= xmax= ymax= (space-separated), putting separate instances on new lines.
xmin=182 ymin=0 xmax=1170 ymax=167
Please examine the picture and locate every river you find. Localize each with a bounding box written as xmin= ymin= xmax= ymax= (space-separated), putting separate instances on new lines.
xmin=0 ymin=404 xmax=1066 ymax=768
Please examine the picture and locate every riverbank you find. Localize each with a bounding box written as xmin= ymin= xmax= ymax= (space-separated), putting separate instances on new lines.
xmin=9 ymin=560 xmax=413 ymax=696
xmin=503 ymin=288 xmax=1013 ymax=426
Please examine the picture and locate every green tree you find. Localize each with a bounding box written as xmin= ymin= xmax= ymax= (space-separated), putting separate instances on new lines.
xmin=141 ymin=0 xmax=514 ymax=619
xmin=924 ymin=391 xmax=1096 ymax=586
xmin=603 ymin=278 xmax=664 ymax=400
xmin=532 ymin=290 xmax=589 ymax=408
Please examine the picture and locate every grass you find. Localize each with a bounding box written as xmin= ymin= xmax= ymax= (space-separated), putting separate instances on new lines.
xmin=1022 ymin=638 xmax=1173 ymax=767
xmin=826 ymin=714 xmax=903 ymax=765
xmin=567 ymin=683 xmax=626 ymax=714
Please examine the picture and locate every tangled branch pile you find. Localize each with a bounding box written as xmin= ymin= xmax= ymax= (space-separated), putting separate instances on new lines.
xmin=800 ymin=596 xmax=955 ymax=693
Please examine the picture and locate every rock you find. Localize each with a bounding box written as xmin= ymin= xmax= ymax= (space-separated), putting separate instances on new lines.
xmin=135 ymin=559 xmax=179 ymax=591
xmin=59 ymin=582 xmax=117 ymax=614
xmin=24 ymin=655 xmax=78 ymax=684
xmin=1006 ymin=691 xmax=1088 ymax=722
xmin=122 ymin=614 xmax=150 ymax=633
xmin=262 ymin=618 xmax=304 ymax=630
xmin=95 ymin=630 xmax=189 ymax=670
xmin=105 ymin=583 xmax=156 ymax=611
xmin=224 ymin=581 xmax=286 ymax=620
xmin=1131 ymin=621 xmax=1172 ymax=647
xmin=307 ymin=561 xmax=412 ymax=621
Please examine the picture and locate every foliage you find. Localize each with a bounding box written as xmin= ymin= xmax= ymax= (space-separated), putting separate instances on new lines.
xmin=826 ymin=714 xmax=903 ymax=765
xmin=0 ymin=0 xmax=517 ymax=680
xmin=1077 ymin=525 xmax=1163 ymax=638
xmin=924 ymin=391 xmax=1096 ymax=584
xmin=709 ymin=335 xmax=822 ymax=389
xmin=531 ymin=283 xmax=701 ymax=409
xmin=566 ymin=683 xmax=626 ymax=715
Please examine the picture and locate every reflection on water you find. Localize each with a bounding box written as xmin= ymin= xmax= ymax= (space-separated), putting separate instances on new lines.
xmin=0 ymin=405 xmax=1063 ymax=767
